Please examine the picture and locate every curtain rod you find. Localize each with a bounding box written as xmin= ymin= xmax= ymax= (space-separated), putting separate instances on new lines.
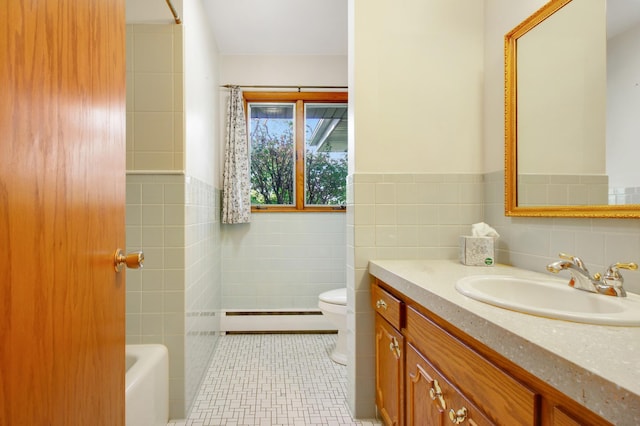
xmin=165 ymin=0 xmax=181 ymax=24
xmin=221 ymin=84 xmax=347 ymax=90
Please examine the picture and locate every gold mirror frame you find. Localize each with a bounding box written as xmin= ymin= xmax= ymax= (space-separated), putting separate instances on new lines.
xmin=505 ymin=0 xmax=640 ymax=219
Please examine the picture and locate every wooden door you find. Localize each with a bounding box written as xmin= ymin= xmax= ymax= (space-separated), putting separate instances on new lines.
xmin=0 ymin=0 xmax=126 ymax=424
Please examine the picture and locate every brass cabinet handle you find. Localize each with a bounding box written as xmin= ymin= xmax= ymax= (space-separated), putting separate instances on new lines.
xmin=449 ymin=407 xmax=468 ymax=424
xmin=376 ymin=299 xmax=388 ymax=310
xmin=389 ymin=336 xmax=401 ymax=359
xmin=429 ymin=379 xmax=446 ymax=411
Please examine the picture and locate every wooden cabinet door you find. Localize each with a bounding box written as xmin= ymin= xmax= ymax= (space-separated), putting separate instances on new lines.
xmin=0 ymin=0 xmax=126 ymax=424
xmin=375 ymin=314 xmax=404 ymax=426
xmin=406 ymin=344 xmax=445 ymax=426
xmin=552 ymin=407 xmax=584 ymax=426
xmin=406 ymin=343 xmax=495 ymax=426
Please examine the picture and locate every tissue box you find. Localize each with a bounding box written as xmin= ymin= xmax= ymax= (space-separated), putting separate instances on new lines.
xmin=459 ymin=236 xmax=494 ymax=266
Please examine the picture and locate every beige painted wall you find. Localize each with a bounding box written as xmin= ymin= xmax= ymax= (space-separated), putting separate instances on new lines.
xmin=350 ymin=0 xmax=484 ymax=175
xmin=347 ymin=0 xmax=485 ymax=417
xmin=483 ymin=0 xmax=548 ymax=173
xmin=220 ymin=55 xmax=347 ymax=87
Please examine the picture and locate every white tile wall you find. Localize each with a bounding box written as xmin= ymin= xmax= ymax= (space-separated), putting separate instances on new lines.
xmin=126 ymin=173 xmax=186 ymax=417
xmin=185 ymin=176 xmax=221 ymax=415
xmin=609 ymin=187 xmax=640 ymax=205
xmin=126 ymin=23 xmax=220 ymax=419
xmin=346 ymin=172 xmax=485 ymax=417
xmin=347 ymin=170 xmax=640 ymax=417
xmin=484 ymin=170 xmax=640 ymax=294
xmin=221 ymin=213 xmax=347 ymax=310
xmin=126 ymin=173 xmax=221 ymax=419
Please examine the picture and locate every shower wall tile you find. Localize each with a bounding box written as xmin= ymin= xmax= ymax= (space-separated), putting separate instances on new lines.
xmin=133 ymin=112 xmax=175 ymax=152
xmin=173 ymin=75 xmax=184 ymax=112
xmin=126 ymin=24 xmax=184 ymax=171
xmin=126 ymin=173 xmax=221 ymax=419
xmin=126 ymin=174 xmax=185 ymax=340
xmin=134 ymin=74 xmax=174 ymax=111
xmin=184 ymin=177 xmax=221 ymax=417
xmin=133 ymin=32 xmax=174 ymax=72
xmin=126 ymin=20 xmax=218 ymax=420
xmin=133 ymin=153 xmax=175 ymax=171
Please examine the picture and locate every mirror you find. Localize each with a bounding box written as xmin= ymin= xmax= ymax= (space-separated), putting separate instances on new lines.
xmin=505 ymin=0 xmax=640 ymax=218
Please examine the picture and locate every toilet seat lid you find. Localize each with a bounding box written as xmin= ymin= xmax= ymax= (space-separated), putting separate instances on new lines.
xmin=319 ymin=288 xmax=346 ymax=305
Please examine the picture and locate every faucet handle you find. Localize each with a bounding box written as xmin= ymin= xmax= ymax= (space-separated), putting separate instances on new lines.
xmin=558 ymin=253 xmax=587 ymax=270
xmin=602 ymin=262 xmax=638 ymax=297
xmin=604 ymin=262 xmax=638 ymax=279
xmin=613 ymin=262 xmax=638 ymax=271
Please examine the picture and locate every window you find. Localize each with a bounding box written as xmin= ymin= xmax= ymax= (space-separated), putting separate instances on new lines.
xmin=245 ymin=92 xmax=348 ymax=212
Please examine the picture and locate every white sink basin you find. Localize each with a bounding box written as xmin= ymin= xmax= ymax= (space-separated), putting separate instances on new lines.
xmin=455 ymin=275 xmax=640 ymax=326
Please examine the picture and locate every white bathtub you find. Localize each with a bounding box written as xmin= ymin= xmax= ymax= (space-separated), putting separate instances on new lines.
xmin=125 ymin=344 xmax=169 ymax=426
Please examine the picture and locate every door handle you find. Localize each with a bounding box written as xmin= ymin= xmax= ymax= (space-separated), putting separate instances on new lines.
xmin=114 ymin=249 xmax=144 ymax=272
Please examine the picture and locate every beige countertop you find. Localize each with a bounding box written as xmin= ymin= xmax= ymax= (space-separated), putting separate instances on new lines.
xmin=368 ymin=259 xmax=640 ymax=426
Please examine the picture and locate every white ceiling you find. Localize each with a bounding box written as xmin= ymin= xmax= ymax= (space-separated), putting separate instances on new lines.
xmin=125 ymin=0 xmax=639 ymax=53
xmin=125 ymin=0 xmax=348 ymax=56
xmin=204 ymin=0 xmax=348 ymax=55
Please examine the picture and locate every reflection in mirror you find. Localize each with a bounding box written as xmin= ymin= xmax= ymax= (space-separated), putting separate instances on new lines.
xmin=505 ymin=0 xmax=640 ymax=217
xmin=516 ymin=0 xmax=606 ymax=207
xmin=607 ymin=0 xmax=640 ymax=205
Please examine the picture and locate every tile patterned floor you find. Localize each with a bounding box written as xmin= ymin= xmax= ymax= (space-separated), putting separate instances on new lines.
xmin=168 ymin=333 xmax=381 ymax=426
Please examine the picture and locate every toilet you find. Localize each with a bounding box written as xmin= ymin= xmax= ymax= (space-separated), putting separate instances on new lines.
xmin=318 ymin=288 xmax=347 ymax=365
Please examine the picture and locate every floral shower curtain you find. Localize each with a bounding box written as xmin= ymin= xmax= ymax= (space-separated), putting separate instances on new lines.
xmin=221 ymin=86 xmax=251 ymax=224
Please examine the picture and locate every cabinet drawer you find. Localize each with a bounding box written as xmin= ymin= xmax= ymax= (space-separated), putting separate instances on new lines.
xmin=405 ymin=306 xmax=537 ymax=425
xmin=371 ymin=282 xmax=403 ymax=330
xmin=406 ymin=343 xmax=494 ymax=426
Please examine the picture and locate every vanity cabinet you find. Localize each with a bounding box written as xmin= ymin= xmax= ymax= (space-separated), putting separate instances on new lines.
xmin=406 ymin=305 xmax=535 ymax=425
xmin=373 ymin=284 xmax=404 ymax=425
xmin=371 ymin=278 xmax=612 ymax=426
xmin=406 ymin=342 xmax=497 ymax=425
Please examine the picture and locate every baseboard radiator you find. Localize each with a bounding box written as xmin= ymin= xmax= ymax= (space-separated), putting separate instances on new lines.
xmin=220 ymin=309 xmax=336 ymax=333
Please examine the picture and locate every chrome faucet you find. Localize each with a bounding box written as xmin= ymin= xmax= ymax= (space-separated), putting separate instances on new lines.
xmin=546 ymin=254 xmax=596 ymax=293
xmin=546 ymin=253 xmax=638 ymax=297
